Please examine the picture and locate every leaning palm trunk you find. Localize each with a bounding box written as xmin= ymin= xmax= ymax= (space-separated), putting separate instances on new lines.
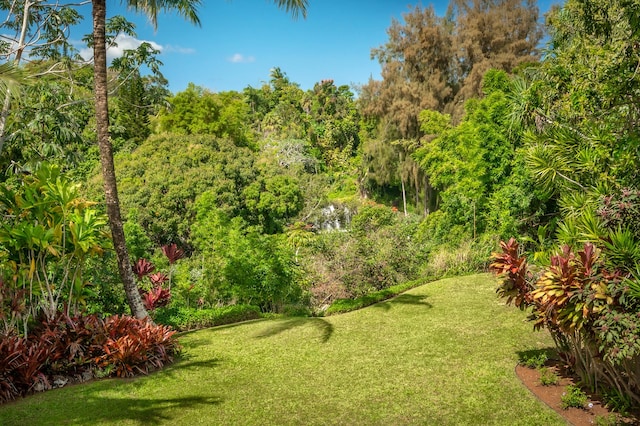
xmin=92 ymin=0 xmax=147 ymax=319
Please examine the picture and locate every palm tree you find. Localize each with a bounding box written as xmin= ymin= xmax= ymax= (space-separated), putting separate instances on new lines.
xmin=91 ymin=0 xmax=307 ymax=318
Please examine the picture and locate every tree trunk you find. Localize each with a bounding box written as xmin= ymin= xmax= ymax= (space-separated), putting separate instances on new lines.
xmin=414 ymin=170 xmax=420 ymax=211
xmin=92 ymin=0 xmax=148 ymax=319
xmin=401 ymin=178 xmax=407 ymax=216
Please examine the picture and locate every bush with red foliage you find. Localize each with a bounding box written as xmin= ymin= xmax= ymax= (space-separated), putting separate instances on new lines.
xmin=0 ymin=313 xmax=179 ymax=404
xmin=141 ymin=286 xmax=172 ymax=311
xmin=491 ymin=238 xmax=640 ymax=408
xmin=0 ymin=332 xmax=50 ymax=403
xmin=132 ymin=245 xmax=185 ymax=311
xmin=33 ymin=312 xmax=105 ymax=376
xmin=98 ymin=315 xmax=178 ymax=377
xmin=489 ymin=238 xmax=533 ymax=309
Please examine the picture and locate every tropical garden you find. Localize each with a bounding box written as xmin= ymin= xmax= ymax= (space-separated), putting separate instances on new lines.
xmin=1 ymin=0 xmax=639 ymax=423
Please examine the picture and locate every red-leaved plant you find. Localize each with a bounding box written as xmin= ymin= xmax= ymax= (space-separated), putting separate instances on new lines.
xmin=489 ymin=238 xmax=533 ymax=309
xmin=132 ymin=258 xmax=155 ymax=281
xmin=97 ymin=315 xmax=178 ymax=377
xmin=132 ymin=244 xmax=185 ymax=311
xmin=0 ymin=332 xmax=50 ymax=402
xmin=142 ymin=287 xmax=172 ymax=311
xmin=161 ymin=243 xmax=184 ymax=265
xmin=149 ymin=273 xmax=169 ymax=286
xmin=491 ymin=238 xmax=640 ymax=407
xmin=0 ymin=312 xmax=180 ymax=403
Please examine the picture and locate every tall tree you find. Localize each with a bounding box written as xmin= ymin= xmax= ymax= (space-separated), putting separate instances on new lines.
xmin=0 ymin=1 xmax=82 ymax=154
xmin=512 ymin=0 xmax=640 ymax=242
xmin=359 ymin=0 xmax=541 ymax=214
xmin=91 ymin=0 xmax=307 ymax=318
xmin=448 ymin=0 xmax=542 ymax=112
xmin=365 ymin=5 xmax=453 ymax=139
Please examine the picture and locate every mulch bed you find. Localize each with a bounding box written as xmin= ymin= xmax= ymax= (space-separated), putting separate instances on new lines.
xmin=516 ymin=360 xmax=639 ymax=425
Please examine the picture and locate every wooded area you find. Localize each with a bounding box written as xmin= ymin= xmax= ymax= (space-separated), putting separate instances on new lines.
xmin=1 ymin=0 xmax=639 ymax=413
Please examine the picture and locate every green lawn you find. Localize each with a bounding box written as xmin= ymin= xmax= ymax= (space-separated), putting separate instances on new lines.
xmin=0 ymin=274 xmax=564 ymax=425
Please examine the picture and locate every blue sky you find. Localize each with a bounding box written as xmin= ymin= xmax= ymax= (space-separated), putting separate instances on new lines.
xmin=78 ymin=1 xmax=559 ymax=94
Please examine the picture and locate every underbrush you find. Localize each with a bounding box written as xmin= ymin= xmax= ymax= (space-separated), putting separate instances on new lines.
xmin=152 ymin=304 xmax=262 ymax=331
xmin=0 ymin=312 xmax=179 ymax=404
xmin=324 ymin=278 xmax=427 ymax=315
xmin=420 ymin=237 xmax=497 ymax=279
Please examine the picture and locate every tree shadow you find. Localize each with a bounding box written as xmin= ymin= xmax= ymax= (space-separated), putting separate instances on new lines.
xmin=171 ymin=356 xmax=221 ymax=372
xmin=254 ymin=317 xmax=334 ymax=343
xmin=373 ymin=293 xmax=433 ymax=311
xmin=60 ymin=392 xmax=222 ymax=425
xmin=176 ymin=318 xmax=267 ymax=338
xmin=176 ymin=336 xmax=214 ymax=351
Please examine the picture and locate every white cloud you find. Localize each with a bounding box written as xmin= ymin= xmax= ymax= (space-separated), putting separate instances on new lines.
xmin=108 ymin=34 xmax=163 ymax=60
xmin=164 ymin=44 xmax=196 ymax=54
xmin=77 ymin=34 xmax=165 ymax=62
xmin=228 ymin=53 xmax=255 ymax=63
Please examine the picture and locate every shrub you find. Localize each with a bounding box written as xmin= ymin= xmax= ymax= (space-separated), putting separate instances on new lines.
xmin=0 ymin=164 xmax=109 ymax=332
xmin=489 ymin=238 xmax=531 ymax=309
xmin=305 ymin=212 xmax=425 ymax=307
xmin=422 ymin=237 xmax=496 ymax=280
xmin=33 ymin=312 xmax=105 ymax=376
xmin=491 ymin=239 xmax=640 ymax=408
xmin=0 ymin=312 xmax=180 ymax=403
xmin=132 ymin=244 xmax=186 ymax=312
xmin=0 ymin=334 xmax=23 ymax=402
xmin=539 ymin=367 xmax=559 ymax=386
xmin=519 ymin=352 xmax=548 ymax=370
xmin=561 ymin=385 xmax=588 ymax=409
xmin=98 ymin=315 xmax=179 ymax=377
xmin=153 ymin=305 xmax=262 ymax=331
xmin=190 ymin=201 xmax=302 ymax=312
xmin=0 ymin=332 xmax=50 ymax=403
xmin=602 ymin=388 xmax=633 ymax=415
xmin=350 ymin=202 xmax=395 ymax=235
xmin=597 ymin=188 xmax=640 ymax=239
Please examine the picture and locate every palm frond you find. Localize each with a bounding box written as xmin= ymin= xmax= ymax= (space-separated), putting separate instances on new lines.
xmin=272 ymin=0 xmax=308 ymax=19
xmin=125 ymin=0 xmax=203 ymax=29
xmin=0 ymin=62 xmax=28 ymax=100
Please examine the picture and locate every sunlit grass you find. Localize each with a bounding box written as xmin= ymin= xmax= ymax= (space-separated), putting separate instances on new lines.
xmin=0 ymin=274 xmax=564 ymax=425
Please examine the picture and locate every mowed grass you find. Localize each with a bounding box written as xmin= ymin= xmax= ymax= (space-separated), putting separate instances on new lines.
xmin=0 ymin=274 xmax=564 ymax=425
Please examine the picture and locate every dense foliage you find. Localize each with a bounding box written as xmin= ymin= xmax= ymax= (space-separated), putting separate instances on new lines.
xmin=0 ymin=312 xmax=178 ymax=403
xmin=2 ymin=0 xmax=550 ymax=324
xmin=490 ymin=0 xmax=640 ymax=411
xmin=2 ymin=0 xmax=640 ymax=409
xmin=0 ymin=164 xmax=109 ymax=334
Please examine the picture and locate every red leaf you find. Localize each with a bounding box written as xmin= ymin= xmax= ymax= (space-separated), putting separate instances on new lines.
xmin=161 ymin=243 xmax=184 ymax=264
xmin=132 ymin=258 xmax=155 ymax=281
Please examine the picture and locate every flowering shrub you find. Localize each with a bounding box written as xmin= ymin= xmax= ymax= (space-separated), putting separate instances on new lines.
xmin=491 ymin=239 xmax=640 ymax=408
xmin=597 ymin=189 xmax=640 ymax=238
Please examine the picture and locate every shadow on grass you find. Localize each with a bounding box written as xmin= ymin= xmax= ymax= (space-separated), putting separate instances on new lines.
xmin=59 ymin=392 xmax=222 ymax=425
xmin=254 ymin=317 xmax=334 ymax=343
xmin=177 ymin=318 xmax=268 ymax=337
xmin=172 ymin=356 xmax=221 ymax=371
xmin=373 ymin=293 xmax=433 ymax=311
